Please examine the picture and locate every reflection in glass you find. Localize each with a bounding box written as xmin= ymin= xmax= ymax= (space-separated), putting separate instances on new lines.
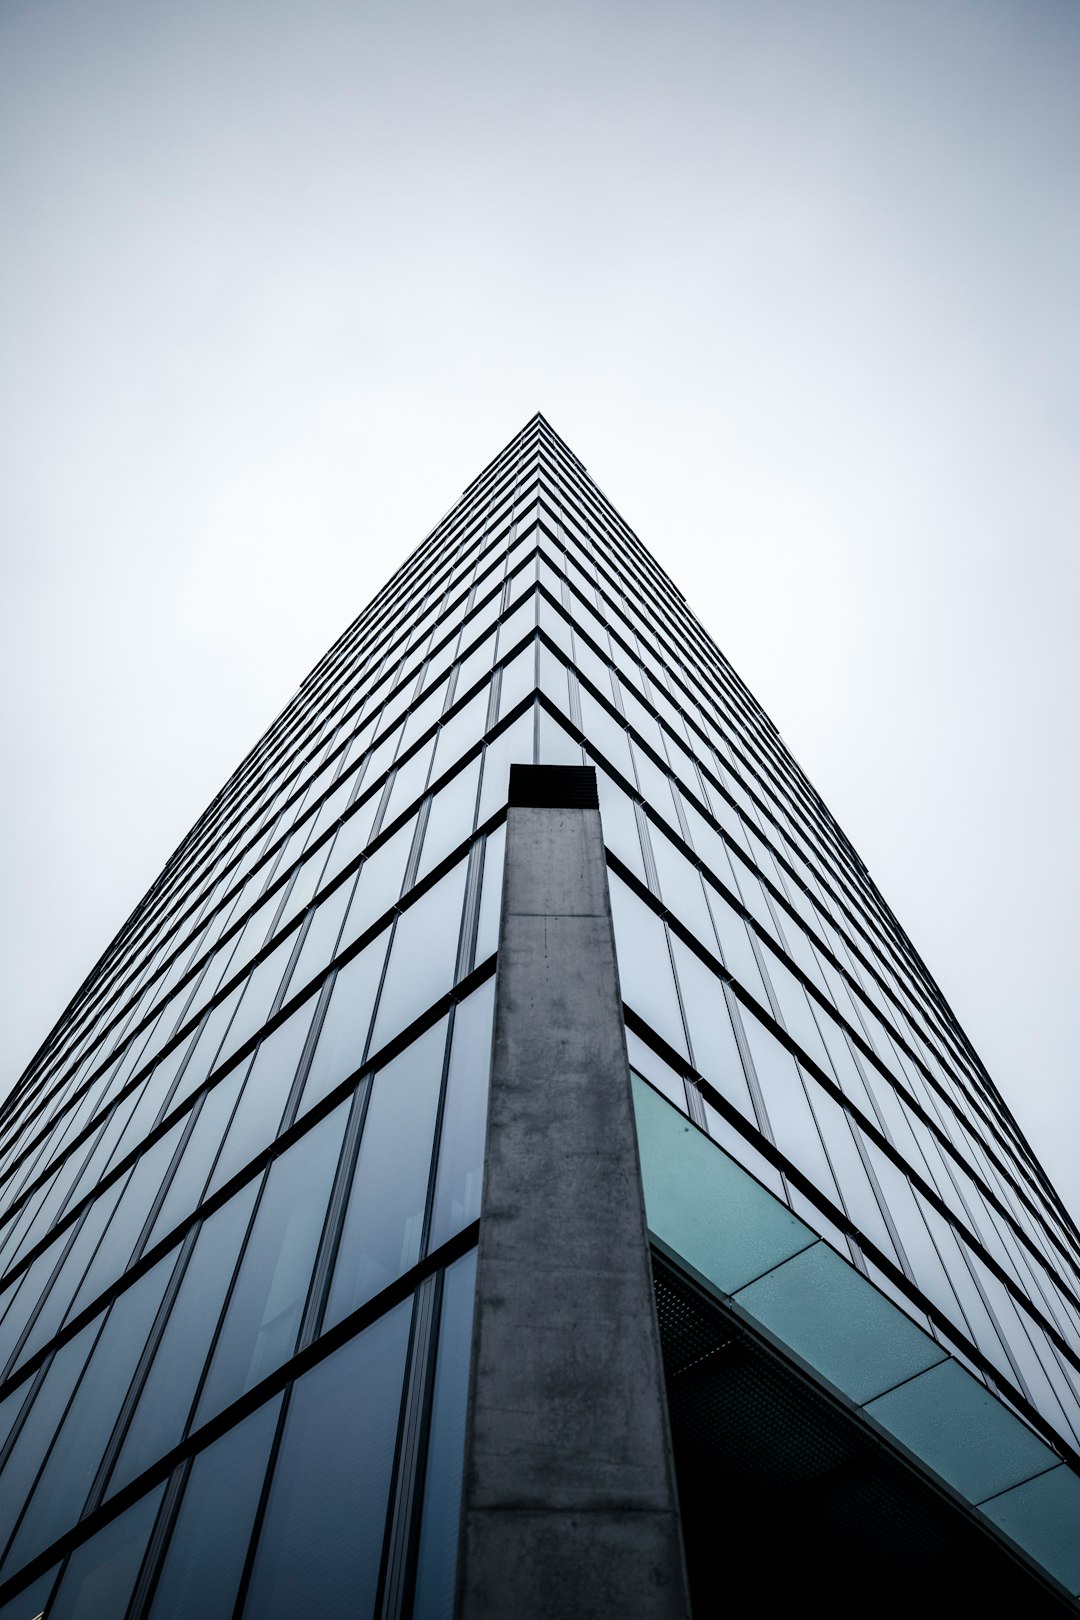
xmin=300 ymin=931 xmax=390 ymax=1114
xmin=426 ymin=981 xmax=493 ymax=1254
xmin=368 ymin=864 xmax=468 ymax=1055
xmin=195 ymin=1102 xmax=348 ymax=1426
xmin=417 ymin=757 xmax=481 ymax=882
xmin=412 ymin=1249 xmax=479 ymax=1615
xmin=608 ymin=877 xmax=688 ymax=1059
xmin=240 ymin=1299 xmax=411 ymax=1620
xmin=207 ymin=1000 xmax=317 ymax=1199
xmin=473 ymin=827 xmax=505 ymax=968
xmin=109 ymin=1181 xmax=260 ymax=1497
xmin=47 ymin=1484 xmax=164 ymax=1620
xmin=3 ymin=1254 xmax=173 ymax=1580
xmin=325 ymin=1022 xmax=446 ymax=1329
xmin=0 ymin=1320 xmax=98 ymax=1563
xmin=146 ymin=1397 xmax=281 ymax=1620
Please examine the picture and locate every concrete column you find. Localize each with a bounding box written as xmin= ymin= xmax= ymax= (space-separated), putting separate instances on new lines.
xmin=456 ymin=765 xmax=690 ymax=1620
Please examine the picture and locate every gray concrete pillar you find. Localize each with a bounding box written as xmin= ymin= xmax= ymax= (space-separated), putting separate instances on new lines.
xmin=455 ymin=765 xmax=690 ymax=1620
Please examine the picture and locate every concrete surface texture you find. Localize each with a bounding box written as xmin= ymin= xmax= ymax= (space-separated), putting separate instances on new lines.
xmin=456 ymin=792 xmax=690 ymax=1620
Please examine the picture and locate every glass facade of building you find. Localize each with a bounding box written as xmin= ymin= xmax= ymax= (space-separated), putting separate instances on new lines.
xmin=0 ymin=412 xmax=1078 ymax=1614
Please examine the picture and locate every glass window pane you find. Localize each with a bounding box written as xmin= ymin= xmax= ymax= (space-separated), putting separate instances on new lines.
xmin=412 ymin=1249 xmax=478 ymax=1615
xmin=650 ymin=827 xmax=715 ymax=947
xmin=428 ymin=984 xmax=494 ymax=1254
xmin=146 ymin=1068 xmax=246 ymax=1249
xmin=595 ymin=769 xmax=645 ymax=882
xmin=0 ymin=1320 xmax=99 ymax=1563
xmin=473 ymin=827 xmax=505 ymax=969
xmin=704 ymin=878 xmax=769 ymax=1005
xmin=455 ymin=628 xmax=497 ymax=699
xmin=737 ymin=1008 xmax=839 ymax=1205
xmin=216 ymin=937 xmax=296 ymax=1069
xmin=108 ymin=1183 xmax=260 ymax=1498
xmin=239 ymin=1300 xmax=411 ymax=1620
xmin=46 ymin=1484 xmax=164 ymax=1620
xmin=417 ymin=758 xmax=481 ymax=883
xmin=338 ymin=818 xmax=416 ymax=952
xmin=170 ymin=982 xmax=245 ymax=1112
xmin=3 ymin=1255 xmax=174 ymax=1579
xmin=381 ymin=736 xmax=436 ymax=829
xmin=195 ymin=1103 xmax=349 ymax=1428
xmin=669 ymin=940 xmax=755 ymax=1123
xmin=207 ymin=1001 xmax=317 ymax=1200
xmin=288 ymin=882 xmax=354 ymax=997
xmin=536 ymin=707 xmax=583 ymax=767
xmin=299 ymin=932 xmax=390 ymax=1115
xmin=0 ymin=1222 xmax=99 ymax=1377
xmin=626 ymin=1030 xmax=687 ymax=1112
xmin=0 ymin=1564 xmax=59 ymax=1620
xmin=325 ymin=1023 xmax=447 ymax=1329
xmin=368 ymin=863 xmax=468 ymax=1055
xmin=430 ymin=689 xmax=487 ymax=783
xmin=497 ymin=643 xmax=536 ymax=721
xmin=64 ymin=1122 xmax=183 ymax=1324
xmin=146 ymin=1396 xmax=282 ymax=1620
xmin=608 ymin=876 xmax=688 ymax=1059
xmin=477 ymin=708 xmax=535 ymax=825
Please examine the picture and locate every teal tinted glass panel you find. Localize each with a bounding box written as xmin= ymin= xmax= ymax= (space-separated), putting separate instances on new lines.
xmin=733 ymin=1240 xmax=946 ymax=1404
xmin=632 ymin=1075 xmax=814 ymax=1294
xmin=980 ymin=1465 xmax=1080 ymax=1593
xmin=865 ymin=1358 xmax=1058 ymax=1503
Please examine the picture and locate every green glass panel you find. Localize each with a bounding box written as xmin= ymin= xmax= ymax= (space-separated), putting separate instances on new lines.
xmin=865 ymin=1358 xmax=1057 ymax=1504
xmin=734 ymin=1240 xmax=946 ymax=1404
xmin=632 ymin=1076 xmax=814 ymax=1295
xmin=980 ymin=1464 xmax=1080 ymax=1594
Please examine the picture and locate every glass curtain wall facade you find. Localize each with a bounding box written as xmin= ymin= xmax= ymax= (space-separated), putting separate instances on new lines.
xmin=0 ymin=413 xmax=1079 ymax=1614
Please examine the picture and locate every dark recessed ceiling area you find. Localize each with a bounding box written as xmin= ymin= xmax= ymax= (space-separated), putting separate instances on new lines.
xmin=653 ymin=1257 xmax=1073 ymax=1618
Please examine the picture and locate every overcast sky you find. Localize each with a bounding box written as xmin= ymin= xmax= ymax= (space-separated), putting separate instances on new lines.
xmin=2 ymin=0 xmax=1078 ymax=1220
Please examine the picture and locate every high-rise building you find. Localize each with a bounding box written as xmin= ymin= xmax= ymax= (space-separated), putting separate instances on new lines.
xmin=0 ymin=413 xmax=1078 ymax=1618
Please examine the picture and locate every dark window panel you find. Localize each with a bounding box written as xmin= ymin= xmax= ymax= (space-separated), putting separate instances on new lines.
xmin=193 ymin=1102 xmax=349 ymax=1428
xmin=428 ymin=982 xmax=495 ymax=1253
xmin=1 ymin=1253 xmax=174 ymax=1582
xmin=325 ymin=1021 xmax=447 ymax=1331
xmin=144 ymin=1396 xmax=281 ymax=1620
xmin=238 ymin=1298 xmax=411 ymax=1620
xmin=107 ymin=1180 xmax=260 ymax=1499
xmin=46 ymin=1484 xmax=164 ymax=1620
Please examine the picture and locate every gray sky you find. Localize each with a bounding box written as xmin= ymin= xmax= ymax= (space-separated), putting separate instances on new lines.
xmin=2 ymin=0 xmax=1078 ymax=1221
